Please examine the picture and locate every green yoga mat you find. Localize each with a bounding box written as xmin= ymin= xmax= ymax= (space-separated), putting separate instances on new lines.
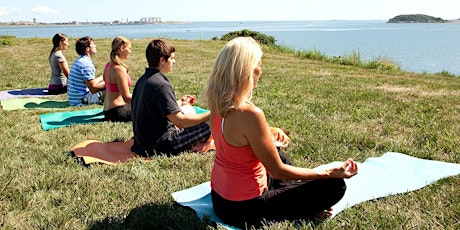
xmin=1 ymin=98 xmax=69 ymax=110
xmin=40 ymin=108 xmax=105 ymax=130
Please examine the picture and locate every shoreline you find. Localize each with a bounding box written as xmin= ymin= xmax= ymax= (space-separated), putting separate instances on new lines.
xmin=1 ymin=20 xmax=458 ymax=76
xmin=0 ymin=21 xmax=192 ymax=27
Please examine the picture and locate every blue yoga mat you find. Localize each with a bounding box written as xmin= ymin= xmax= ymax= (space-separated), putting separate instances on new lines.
xmin=172 ymin=152 xmax=460 ymax=229
xmin=0 ymin=88 xmax=52 ymax=100
xmin=40 ymin=108 xmax=105 ymax=130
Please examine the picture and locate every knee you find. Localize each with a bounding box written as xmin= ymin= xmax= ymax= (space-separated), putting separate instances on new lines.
xmin=330 ymin=178 xmax=346 ymax=200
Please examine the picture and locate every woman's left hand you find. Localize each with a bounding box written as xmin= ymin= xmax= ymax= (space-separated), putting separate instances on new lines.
xmin=180 ymin=95 xmax=196 ymax=106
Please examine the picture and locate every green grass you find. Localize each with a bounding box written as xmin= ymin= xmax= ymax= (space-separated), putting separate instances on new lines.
xmin=1 ymin=37 xmax=460 ymax=229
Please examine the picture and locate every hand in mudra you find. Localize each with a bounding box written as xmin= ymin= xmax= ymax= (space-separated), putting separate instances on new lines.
xmin=269 ymin=127 xmax=291 ymax=148
xmin=180 ymin=95 xmax=196 ymax=106
xmin=330 ymin=158 xmax=358 ymax=179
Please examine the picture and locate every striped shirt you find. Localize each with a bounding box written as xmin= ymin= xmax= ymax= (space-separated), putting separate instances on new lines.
xmin=67 ymin=55 xmax=95 ymax=106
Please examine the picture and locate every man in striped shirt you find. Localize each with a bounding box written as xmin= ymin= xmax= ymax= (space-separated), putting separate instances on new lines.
xmin=67 ymin=36 xmax=105 ymax=107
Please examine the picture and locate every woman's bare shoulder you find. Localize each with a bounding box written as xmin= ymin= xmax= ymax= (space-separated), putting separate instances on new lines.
xmin=236 ymin=103 xmax=266 ymax=124
xmin=112 ymin=64 xmax=127 ymax=73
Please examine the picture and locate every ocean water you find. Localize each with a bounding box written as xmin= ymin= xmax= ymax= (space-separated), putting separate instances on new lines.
xmin=1 ymin=20 xmax=459 ymax=75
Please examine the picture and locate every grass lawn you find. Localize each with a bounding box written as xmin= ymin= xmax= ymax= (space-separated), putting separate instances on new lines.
xmin=0 ymin=37 xmax=459 ymax=229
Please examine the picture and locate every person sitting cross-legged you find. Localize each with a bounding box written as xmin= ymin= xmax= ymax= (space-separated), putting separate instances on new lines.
xmin=130 ymin=38 xmax=211 ymax=157
xmin=67 ymin=36 xmax=105 ymax=107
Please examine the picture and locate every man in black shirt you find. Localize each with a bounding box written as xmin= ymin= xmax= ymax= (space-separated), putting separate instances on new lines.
xmin=131 ymin=38 xmax=211 ymax=156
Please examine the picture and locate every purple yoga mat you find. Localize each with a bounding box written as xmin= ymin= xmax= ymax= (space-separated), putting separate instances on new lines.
xmin=0 ymin=88 xmax=51 ymax=100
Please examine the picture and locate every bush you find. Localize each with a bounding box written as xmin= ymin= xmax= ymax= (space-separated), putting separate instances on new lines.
xmin=437 ymin=70 xmax=458 ymax=78
xmin=0 ymin=35 xmax=16 ymax=46
xmin=0 ymin=35 xmax=15 ymax=45
xmin=217 ymin=29 xmax=276 ymax=46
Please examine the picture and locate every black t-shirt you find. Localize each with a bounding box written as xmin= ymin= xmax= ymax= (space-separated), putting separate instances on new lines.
xmin=131 ymin=68 xmax=181 ymax=154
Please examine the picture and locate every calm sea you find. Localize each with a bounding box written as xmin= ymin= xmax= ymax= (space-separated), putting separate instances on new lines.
xmin=2 ymin=20 xmax=459 ymax=75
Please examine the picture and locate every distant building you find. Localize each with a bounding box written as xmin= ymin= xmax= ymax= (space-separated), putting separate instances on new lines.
xmin=140 ymin=17 xmax=162 ymax=24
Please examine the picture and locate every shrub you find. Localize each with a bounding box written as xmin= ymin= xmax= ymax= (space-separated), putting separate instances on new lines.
xmin=218 ymin=29 xmax=276 ymax=46
xmin=0 ymin=35 xmax=16 ymax=46
xmin=437 ymin=70 xmax=458 ymax=78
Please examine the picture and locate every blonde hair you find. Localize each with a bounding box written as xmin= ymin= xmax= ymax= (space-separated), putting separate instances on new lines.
xmin=204 ymin=37 xmax=263 ymax=117
xmin=110 ymin=36 xmax=130 ymax=73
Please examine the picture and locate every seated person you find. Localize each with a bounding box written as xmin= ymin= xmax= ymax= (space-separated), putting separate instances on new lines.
xmin=48 ymin=33 xmax=69 ymax=95
xmin=131 ymin=38 xmax=211 ymax=156
xmin=68 ymin=36 xmax=105 ymax=107
xmin=203 ymin=37 xmax=358 ymax=228
xmin=103 ymin=36 xmax=132 ymax=122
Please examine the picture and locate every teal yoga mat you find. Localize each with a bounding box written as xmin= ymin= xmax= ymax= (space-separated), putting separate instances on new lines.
xmin=39 ymin=106 xmax=208 ymax=130
xmin=1 ymin=98 xmax=69 ymax=110
xmin=40 ymin=108 xmax=104 ymax=130
xmin=172 ymin=152 xmax=460 ymax=229
xmin=192 ymin=106 xmax=209 ymax=114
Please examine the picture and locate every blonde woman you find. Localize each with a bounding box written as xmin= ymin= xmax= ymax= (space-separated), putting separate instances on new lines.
xmin=204 ymin=37 xmax=358 ymax=228
xmin=48 ymin=33 xmax=69 ymax=94
xmin=103 ymin=36 xmax=132 ymax=122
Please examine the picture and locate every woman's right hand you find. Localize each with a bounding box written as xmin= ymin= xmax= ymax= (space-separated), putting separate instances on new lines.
xmin=329 ymin=158 xmax=358 ymax=179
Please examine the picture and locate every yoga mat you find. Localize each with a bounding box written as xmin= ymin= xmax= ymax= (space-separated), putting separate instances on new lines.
xmin=171 ymin=182 xmax=236 ymax=229
xmin=72 ymin=139 xmax=138 ymax=165
xmin=172 ymin=152 xmax=460 ymax=228
xmin=1 ymin=98 xmax=69 ymax=110
xmin=192 ymin=106 xmax=209 ymax=114
xmin=40 ymin=108 xmax=104 ymax=130
xmin=0 ymin=88 xmax=51 ymax=100
xmin=71 ymin=136 xmax=215 ymax=166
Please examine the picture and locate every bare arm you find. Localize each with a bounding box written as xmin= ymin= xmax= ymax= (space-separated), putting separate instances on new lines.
xmin=167 ymin=110 xmax=210 ymax=129
xmin=235 ymin=105 xmax=358 ymax=180
xmin=85 ymin=76 xmax=105 ymax=94
xmin=114 ymin=66 xmax=132 ymax=103
xmin=58 ymin=61 xmax=70 ymax=77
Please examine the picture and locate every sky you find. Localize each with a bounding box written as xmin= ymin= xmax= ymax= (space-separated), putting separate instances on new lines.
xmin=0 ymin=0 xmax=459 ymax=23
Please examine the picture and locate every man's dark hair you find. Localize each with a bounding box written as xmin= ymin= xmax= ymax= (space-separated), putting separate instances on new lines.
xmin=146 ymin=38 xmax=175 ymax=68
xmin=75 ymin=36 xmax=93 ymax=55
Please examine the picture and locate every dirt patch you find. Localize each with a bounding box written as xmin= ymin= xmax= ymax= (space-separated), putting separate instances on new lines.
xmin=371 ymin=85 xmax=460 ymax=97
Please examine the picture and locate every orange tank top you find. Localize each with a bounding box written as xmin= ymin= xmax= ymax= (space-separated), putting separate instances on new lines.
xmin=210 ymin=114 xmax=267 ymax=201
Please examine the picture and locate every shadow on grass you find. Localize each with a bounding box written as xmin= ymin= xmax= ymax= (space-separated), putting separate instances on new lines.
xmin=88 ymin=202 xmax=215 ymax=230
xmin=24 ymin=101 xmax=70 ymax=109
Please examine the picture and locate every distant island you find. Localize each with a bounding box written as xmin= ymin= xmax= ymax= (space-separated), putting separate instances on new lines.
xmin=388 ymin=14 xmax=448 ymax=23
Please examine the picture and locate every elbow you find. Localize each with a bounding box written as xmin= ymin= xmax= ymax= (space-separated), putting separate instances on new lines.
xmin=266 ymin=164 xmax=293 ymax=180
xmin=173 ymin=120 xmax=186 ymax=129
xmin=88 ymin=87 xmax=98 ymax=94
xmin=266 ymin=169 xmax=287 ymax=180
xmin=123 ymin=94 xmax=132 ymax=104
